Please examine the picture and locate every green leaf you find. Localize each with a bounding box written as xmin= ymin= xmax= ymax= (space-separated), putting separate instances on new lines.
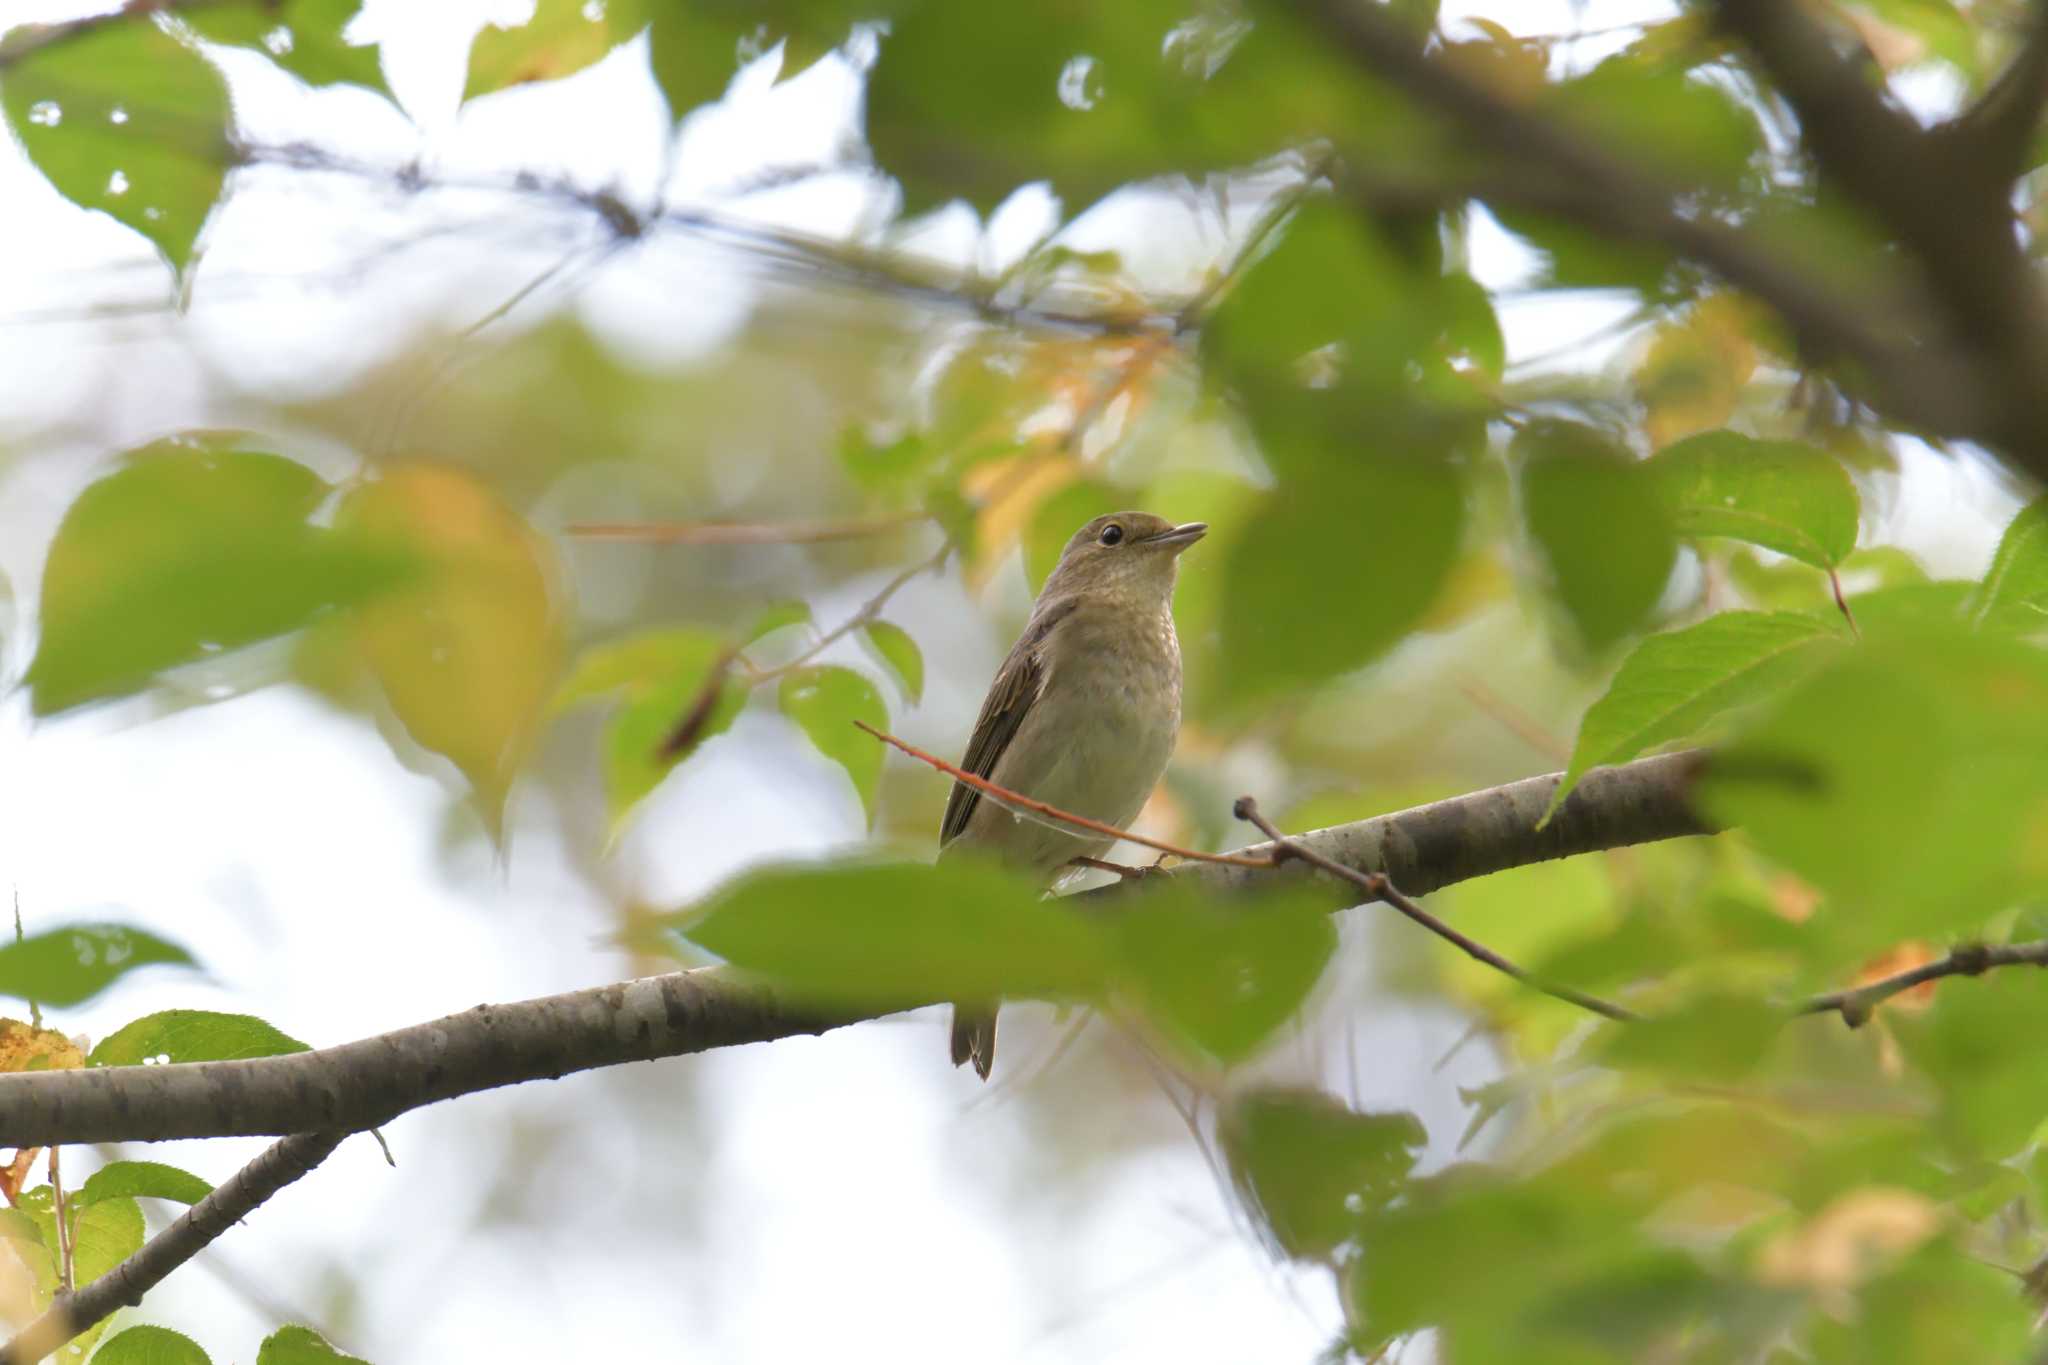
xmin=1895 ymin=972 xmax=2048 ymax=1158
xmin=0 ymin=924 xmax=196 ymax=1008
xmin=1 ymin=18 xmax=231 ymax=277
xmin=556 ymin=628 xmax=745 ymax=829
xmin=647 ymin=8 xmax=851 ymax=119
xmin=860 ymin=621 xmax=924 ymax=704
xmin=743 ymin=600 xmax=813 ymax=647
xmin=28 ymin=438 xmax=410 ymax=714
xmin=91 ymin=1326 xmax=212 ymax=1365
xmin=836 ymin=425 xmax=936 ymax=491
xmin=670 ymin=859 xmax=1105 ymax=1008
xmin=76 ymin=1161 xmax=212 ymax=1209
xmin=778 ymin=665 xmax=889 ymax=823
xmin=186 ymin=0 xmax=391 ymax=98
xmin=1222 ymin=1089 xmax=1425 ymax=1260
xmin=1217 ymin=458 xmax=1464 ymax=706
xmin=1548 ymin=611 xmax=1847 ymax=818
xmin=1970 ymin=496 xmax=2048 ymax=628
xmin=1598 ymin=991 xmax=1780 ymax=1081
xmin=1700 ymin=627 xmax=2048 ymax=948
xmin=1517 ymin=420 xmax=1676 ymax=653
xmin=463 ymin=0 xmax=649 ymax=101
xmin=257 ymin=1326 xmax=371 ymax=1365
xmin=89 ymin=1009 xmax=308 ymax=1066
xmin=68 ymin=1193 xmax=144 ymax=1288
xmin=1647 ymin=431 xmax=1860 ymax=569
xmin=1110 ymin=881 xmax=1338 ymax=1066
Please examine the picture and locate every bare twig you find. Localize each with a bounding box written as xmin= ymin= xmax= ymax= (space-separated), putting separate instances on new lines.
xmin=0 ymin=1131 xmax=345 ymax=1365
xmin=1797 ymin=940 xmax=2048 ymax=1027
xmin=750 ymin=541 xmax=953 ymax=685
xmin=1231 ymin=796 xmax=1638 ymax=1023
xmin=567 ymin=512 xmax=929 ymax=545
xmin=47 ymin=1147 xmax=71 ymax=1294
xmin=855 ymin=721 xmax=1282 ymax=870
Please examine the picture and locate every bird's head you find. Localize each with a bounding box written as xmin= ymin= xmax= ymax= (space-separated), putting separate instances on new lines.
xmin=1040 ymin=511 xmax=1207 ymax=606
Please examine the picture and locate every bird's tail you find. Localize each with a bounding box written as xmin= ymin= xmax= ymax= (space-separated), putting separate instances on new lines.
xmin=950 ymin=1003 xmax=997 ymax=1081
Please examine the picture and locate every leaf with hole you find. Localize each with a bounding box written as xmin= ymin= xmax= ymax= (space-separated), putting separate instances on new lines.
xmin=0 ymin=924 xmax=197 ymax=1008
xmin=89 ymin=1009 xmax=308 ymax=1066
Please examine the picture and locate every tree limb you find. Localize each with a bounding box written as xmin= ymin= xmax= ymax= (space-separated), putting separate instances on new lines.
xmin=1946 ymin=1 xmax=2048 ymax=182
xmin=0 ymin=751 xmax=1711 ymax=1149
xmin=0 ymin=1131 xmax=344 ymax=1365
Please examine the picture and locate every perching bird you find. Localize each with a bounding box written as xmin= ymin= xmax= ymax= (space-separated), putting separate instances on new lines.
xmin=939 ymin=511 xmax=1207 ymax=1079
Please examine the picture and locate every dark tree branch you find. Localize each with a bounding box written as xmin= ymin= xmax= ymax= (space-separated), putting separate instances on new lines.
xmin=1231 ymin=797 xmax=1638 ymax=1022
xmin=0 ymin=752 xmax=1712 ymax=1149
xmin=1281 ymin=0 xmax=1995 ymax=451
xmin=1796 ymin=939 xmax=2048 ymax=1027
xmin=1946 ymin=1 xmax=2048 ymax=180
xmin=0 ymin=1131 xmax=344 ymax=1365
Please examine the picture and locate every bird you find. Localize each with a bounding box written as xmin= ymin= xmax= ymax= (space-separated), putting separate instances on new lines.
xmin=938 ymin=511 xmax=1207 ymax=1080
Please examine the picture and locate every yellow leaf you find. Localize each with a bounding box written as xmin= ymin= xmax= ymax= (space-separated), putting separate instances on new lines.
xmin=1637 ymin=293 xmax=1760 ymax=449
xmin=340 ymin=464 xmax=564 ymax=835
xmin=0 ymin=1018 xmax=83 ymax=1074
xmin=962 ymin=455 xmax=1080 ymax=588
xmin=1757 ymin=1187 xmax=1941 ymax=1292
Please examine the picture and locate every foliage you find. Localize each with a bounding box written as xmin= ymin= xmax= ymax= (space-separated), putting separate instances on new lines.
xmin=6 ymin=0 xmax=2048 ymax=1361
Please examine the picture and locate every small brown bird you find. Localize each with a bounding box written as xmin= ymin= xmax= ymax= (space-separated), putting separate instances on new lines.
xmin=939 ymin=511 xmax=1207 ymax=1079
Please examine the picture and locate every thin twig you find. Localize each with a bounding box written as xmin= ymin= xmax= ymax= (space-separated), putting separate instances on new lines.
xmin=0 ymin=1131 xmax=346 ymax=1365
xmin=47 ymin=1147 xmax=71 ymax=1294
xmin=567 ymin=512 xmax=929 ymax=545
xmin=1797 ymin=940 xmax=2048 ymax=1027
xmin=1231 ymin=796 xmax=1638 ymax=1023
xmin=750 ymin=542 xmax=953 ymax=686
xmin=1827 ymin=567 xmax=1860 ymax=638
xmin=855 ymin=721 xmax=1282 ymax=870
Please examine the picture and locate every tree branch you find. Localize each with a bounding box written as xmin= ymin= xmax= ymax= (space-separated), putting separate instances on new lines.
xmin=1796 ymin=939 xmax=2048 ymax=1027
xmin=0 ymin=1131 xmax=344 ymax=1365
xmin=0 ymin=752 xmax=1711 ymax=1149
xmin=1944 ymin=0 xmax=2048 ymax=181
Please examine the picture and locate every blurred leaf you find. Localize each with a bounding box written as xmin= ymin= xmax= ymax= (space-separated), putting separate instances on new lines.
xmin=0 ymin=1018 xmax=83 ymax=1072
xmin=778 ymin=665 xmax=888 ymax=822
xmin=1799 ymin=1243 xmax=2032 ymax=1364
xmin=743 ymin=600 xmax=813 ymax=647
xmin=1549 ymin=611 xmax=1847 ymax=818
xmin=1648 ymin=431 xmax=1860 ymax=569
xmin=89 ymin=1009 xmax=308 ymax=1066
xmin=0 ymin=18 xmax=230 ymax=277
xmin=1222 ymin=1089 xmax=1424 ymax=1260
xmin=20 ymin=1187 xmax=142 ymax=1298
xmin=1217 ymin=458 xmax=1464 ymax=707
xmin=91 ymin=1326 xmax=211 ymax=1365
xmin=1894 ymin=971 xmax=2048 ymax=1158
xmin=1701 ymin=628 xmax=2048 ymax=948
xmin=670 ymin=859 xmax=1105 ymax=1007
xmin=837 ymin=426 xmax=937 ymax=491
xmin=0 ymin=924 xmax=195 ymax=1008
xmin=1969 ymin=495 xmax=2048 ymax=628
xmin=463 ymin=0 xmax=648 ymax=100
xmin=1110 ymin=882 xmax=1338 ymax=1066
xmin=557 ymin=627 xmax=744 ymax=828
xmin=1635 ymin=297 xmax=1759 ymax=448
xmin=647 ymin=6 xmax=852 ymax=118
xmin=28 ymin=439 xmax=407 ymax=714
xmin=860 ymin=621 xmax=924 ymax=704
xmin=188 ymin=0 xmax=391 ymax=98
xmin=1517 ymin=420 xmax=1676 ymax=653
xmin=336 ymin=464 xmax=564 ymax=835
xmin=257 ymin=1326 xmax=371 ymax=1365
xmin=1554 ymin=56 xmax=1762 ymax=191
xmin=1599 ymin=992 xmax=1780 ymax=1081
xmin=75 ymin=1161 xmax=212 ymax=1209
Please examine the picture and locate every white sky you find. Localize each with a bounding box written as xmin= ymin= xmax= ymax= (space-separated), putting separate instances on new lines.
xmin=0 ymin=2 xmax=2025 ymax=1362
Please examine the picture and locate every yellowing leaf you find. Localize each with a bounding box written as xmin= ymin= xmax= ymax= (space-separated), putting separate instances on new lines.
xmin=464 ymin=0 xmax=648 ymax=101
xmin=339 ymin=465 xmax=564 ymax=835
xmin=0 ymin=1019 xmax=81 ymax=1073
xmin=963 ymin=454 xmax=1080 ymax=587
xmin=1636 ymin=295 xmax=1760 ymax=449
xmin=1758 ymin=1188 xmax=1940 ymax=1291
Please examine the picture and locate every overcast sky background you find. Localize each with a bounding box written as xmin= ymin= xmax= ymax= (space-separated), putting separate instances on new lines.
xmin=0 ymin=2 xmax=2025 ymax=1361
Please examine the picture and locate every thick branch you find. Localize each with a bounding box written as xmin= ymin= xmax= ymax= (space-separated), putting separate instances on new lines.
xmin=1945 ymin=1 xmax=2048 ymax=180
xmin=0 ymin=752 xmax=1711 ymax=1149
xmin=0 ymin=1132 xmax=343 ymax=1365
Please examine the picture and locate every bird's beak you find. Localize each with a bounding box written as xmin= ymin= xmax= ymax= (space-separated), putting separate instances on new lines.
xmin=1141 ymin=522 xmax=1208 ymax=551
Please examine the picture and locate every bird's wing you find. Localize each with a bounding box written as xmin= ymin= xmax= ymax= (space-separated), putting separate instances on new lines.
xmin=939 ymin=599 xmax=1074 ymax=847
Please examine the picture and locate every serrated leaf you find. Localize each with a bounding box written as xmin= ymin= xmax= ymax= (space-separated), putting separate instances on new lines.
xmin=1 ymin=18 xmax=230 ymax=278
xmin=860 ymin=621 xmax=924 ymax=704
xmin=89 ymin=1009 xmax=308 ymax=1066
xmin=1970 ymin=496 xmax=2048 ymax=628
xmin=27 ymin=438 xmax=409 ymax=715
xmin=0 ymin=924 xmax=196 ymax=1008
xmin=336 ymin=464 xmax=564 ymax=837
xmin=1222 ymin=1089 xmax=1425 ymax=1260
xmin=1517 ymin=420 xmax=1676 ymax=653
xmin=778 ymin=665 xmax=888 ymax=823
xmin=1548 ymin=611 xmax=1847 ymax=819
xmin=557 ymin=628 xmax=744 ymax=829
xmin=257 ymin=1326 xmax=370 ymax=1365
xmin=463 ymin=0 xmax=648 ymax=101
xmin=91 ymin=1325 xmax=211 ymax=1365
xmin=669 ymin=859 xmax=1104 ymax=1008
xmin=76 ymin=1161 xmax=212 ymax=1209
xmin=1648 ymin=431 xmax=1860 ymax=569
xmin=187 ymin=0 xmax=391 ymax=98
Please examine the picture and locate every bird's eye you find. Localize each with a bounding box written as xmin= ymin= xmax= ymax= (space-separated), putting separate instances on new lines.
xmin=1099 ymin=523 xmax=1124 ymax=546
